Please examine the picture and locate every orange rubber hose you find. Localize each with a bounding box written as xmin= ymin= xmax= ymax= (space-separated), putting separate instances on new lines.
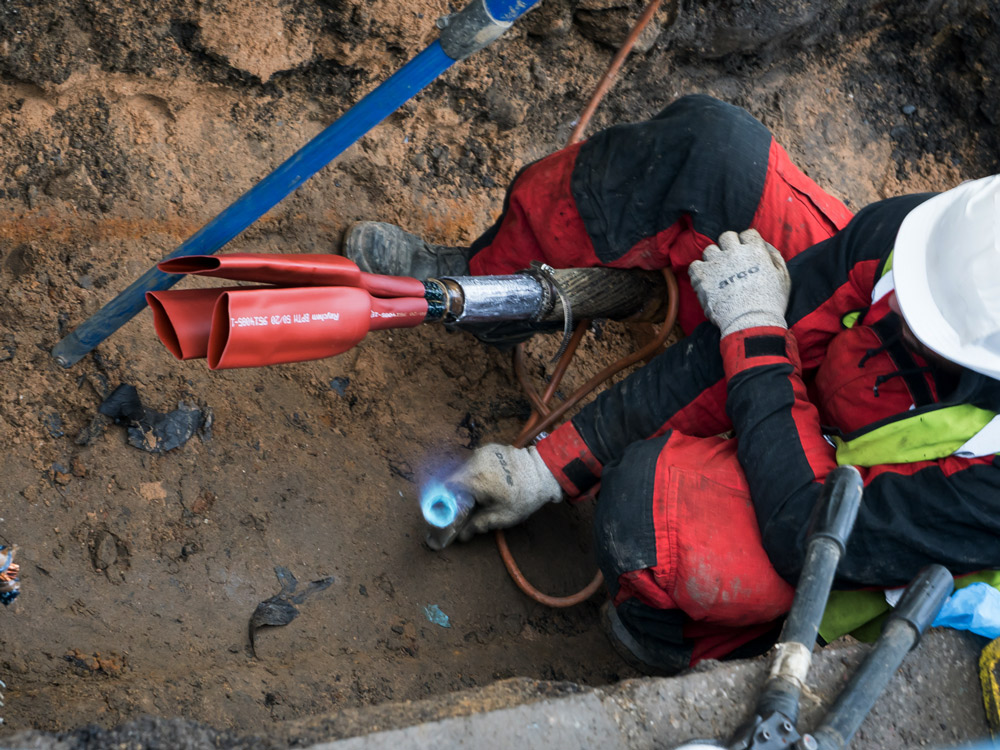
xmin=499 ymin=268 xmax=678 ymax=607
xmin=495 ymin=0 xmax=670 ymax=608
xmin=519 ymin=269 xmax=678 ymax=441
xmin=568 ymin=0 xmax=664 ymax=146
xmin=514 ymin=322 xmax=589 ymax=443
xmin=496 ymin=531 xmax=607 ymax=607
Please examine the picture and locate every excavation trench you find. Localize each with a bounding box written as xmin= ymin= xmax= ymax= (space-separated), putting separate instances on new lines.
xmin=0 ymin=0 xmax=996 ymax=744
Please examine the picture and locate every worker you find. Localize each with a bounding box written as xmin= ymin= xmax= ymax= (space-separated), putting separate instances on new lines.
xmin=344 ymin=95 xmax=1000 ymax=673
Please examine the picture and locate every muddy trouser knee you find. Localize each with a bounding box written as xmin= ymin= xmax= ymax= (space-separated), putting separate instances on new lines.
xmin=467 ymin=93 xmax=853 ymax=334
xmin=594 ymin=430 xmax=796 ymax=667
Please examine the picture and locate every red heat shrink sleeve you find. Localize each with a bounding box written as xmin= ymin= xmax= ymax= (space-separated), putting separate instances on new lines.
xmin=148 ymin=285 xmax=429 ymax=369
xmin=368 ymin=296 xmax=429 ymax=331
xmin=146 ymin=286 xmax=265 ymax=361
xmin=159 ymin=253 xmax=363 ymax=287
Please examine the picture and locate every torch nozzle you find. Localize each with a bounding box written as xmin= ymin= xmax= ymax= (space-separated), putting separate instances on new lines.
xmin=420 ymin=483 xmax=475 ymax=550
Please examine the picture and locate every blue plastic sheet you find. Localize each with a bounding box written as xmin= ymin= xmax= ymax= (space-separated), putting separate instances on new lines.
xmin=932 ymin=582 xmax=1000 ymax=639
xmin=424 ymin=604 xmax=451 ymax=628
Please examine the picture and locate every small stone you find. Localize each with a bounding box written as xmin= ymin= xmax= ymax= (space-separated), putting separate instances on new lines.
xmin=190 ymin=490 xmax=217 ymax=515
xmin=45 ymin=414 xmax=65 ymax=438
xmin=521 ymin=1 xmax=573 ymax=37
xmin=329 ymin=377 xmax=350 ymax=397
xmin=45 ymin=164 xmax=100 ymax=203
xmin=5 ymin=657 xmax=28 ymax=675
xmin=207 ymin=564 xmax=228 ymax=584
xmin=92 ymin=532 xmax=118 ymax=570
xmin=902 ymin=104 xmax=916 ymax=115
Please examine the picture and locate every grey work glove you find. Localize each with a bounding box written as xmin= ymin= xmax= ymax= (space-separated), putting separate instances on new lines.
xmin=445 ymin=443 xmax=563 ymax=541
xmin=688 ymin=229 xmax=792 ymax=337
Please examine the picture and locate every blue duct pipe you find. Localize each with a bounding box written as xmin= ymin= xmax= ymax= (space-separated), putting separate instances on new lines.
xmin=52 ymin=0 xmax=541 ymax=367
xmin=485 ymin=0 xmax=537 ymax=22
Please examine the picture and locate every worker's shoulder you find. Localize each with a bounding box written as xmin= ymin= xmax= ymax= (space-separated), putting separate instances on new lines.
xmin=834 ymin=192 xmax=939 ymax=255
xmin=853 ymin=191 xmax=939 ymax=230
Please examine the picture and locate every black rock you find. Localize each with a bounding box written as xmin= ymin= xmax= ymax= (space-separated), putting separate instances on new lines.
xmin=98 ymin=383 xmax=206 ymax=454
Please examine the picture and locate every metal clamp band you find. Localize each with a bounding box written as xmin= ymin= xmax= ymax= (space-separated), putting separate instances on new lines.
xmin=525 ymin=262 xmax=575 ymax=363
xmin=526 ymin=262 xmax=557 ymax=322
xmin=437 ymin=0 xmax=513 ymax=61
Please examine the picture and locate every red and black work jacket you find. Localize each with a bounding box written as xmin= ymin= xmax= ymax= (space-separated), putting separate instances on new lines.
xmin=537 ymin=194 xmax=1000 ymax=589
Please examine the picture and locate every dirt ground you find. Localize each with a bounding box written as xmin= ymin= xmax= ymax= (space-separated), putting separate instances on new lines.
xmin=0 ymin=0 xmax=997 ymax=740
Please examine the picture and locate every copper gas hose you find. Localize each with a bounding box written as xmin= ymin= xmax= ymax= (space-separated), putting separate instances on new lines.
xmin=497 ymin=268 xmax=677 ymax=606
xmin=493 ymin=0 xmax=670 ymax=607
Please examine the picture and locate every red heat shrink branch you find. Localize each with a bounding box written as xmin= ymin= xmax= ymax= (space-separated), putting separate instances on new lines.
xmin=146 ymin=253 xmax=428 ymax=369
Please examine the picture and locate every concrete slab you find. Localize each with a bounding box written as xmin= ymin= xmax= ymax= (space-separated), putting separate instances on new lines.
xmin=304 ymin=630 xmax=991 ymax=750
xmin=5 ymin=629 xmax=993 ymax=749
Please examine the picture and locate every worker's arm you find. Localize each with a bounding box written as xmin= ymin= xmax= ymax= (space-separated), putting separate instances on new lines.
xmin=722 ymin=321 xmax=1000 ymax=588
xmin=711 ymin=206 xmax=1000 ymax=588
xmin=535 ymin=320 xmax=730 ymax=496
xmin=536 ymin=195 xmax=931 ymax=497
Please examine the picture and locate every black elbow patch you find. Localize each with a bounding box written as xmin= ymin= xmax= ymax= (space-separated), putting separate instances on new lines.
xmin=744 ymin=335 xmax=787 ymax=359
xmin=564 ymin=458 xmax=599 ymax=491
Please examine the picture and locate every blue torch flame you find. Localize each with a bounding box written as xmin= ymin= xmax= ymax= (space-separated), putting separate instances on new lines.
xmin=421 ymin=481 xmax=460 ymax=528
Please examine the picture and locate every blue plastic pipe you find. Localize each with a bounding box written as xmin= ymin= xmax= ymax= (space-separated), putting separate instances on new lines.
xmin=485 ymin=0 xmax=537 ymax=22
xmin=52 ymin=0 xmax=541 ymax=367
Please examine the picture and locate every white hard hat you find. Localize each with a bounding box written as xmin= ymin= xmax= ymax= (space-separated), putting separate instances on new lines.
xmin=893 ymin=174 xmax=1000 ymax=380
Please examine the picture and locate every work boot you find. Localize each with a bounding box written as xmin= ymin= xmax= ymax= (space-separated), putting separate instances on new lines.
xmin=600 ymin=601 xmax=688 ymax=677
xmin=342 ymin=221 xmax=471 ymax=279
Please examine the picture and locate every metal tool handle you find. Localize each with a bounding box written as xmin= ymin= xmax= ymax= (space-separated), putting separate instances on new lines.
xmin=748 ymin=466 xmax=865 ymax=727
xmin=803 ymin=564 xmax=953 ymax=750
